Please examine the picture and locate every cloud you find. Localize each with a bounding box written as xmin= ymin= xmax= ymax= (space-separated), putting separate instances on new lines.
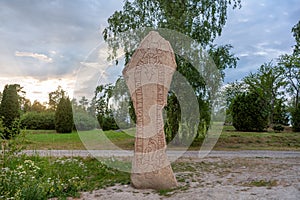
xmin=215 ymin=0 xmax=300 ymax=83
xmin=0 ymin=0 xmax=299 ymax=100
xmin=253 ymin=51 xmax=268 ymax=56
xmin=238 ymin=53 xmax=249 ymax=57
xmin=15 ymin=51 xmax=53 ymax=63
xmin=0 ymin=0 xmax=123 ymax=81
xmin=49 ymin=50 xmax=57 ymax=55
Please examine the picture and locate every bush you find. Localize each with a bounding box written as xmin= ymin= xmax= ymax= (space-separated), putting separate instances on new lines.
xmin=55 ymin=97 xmax=73 ymax=133
xmin=20 ymin=112 xmax=55 ymax=130
xmin=0 ymin=84 xmax=20 ymax=138
xmin=291 ymin=104 xmax=300 ymax=132
xmin=97 ymin=114 xmax=119 ymax=131
xmin=232 ymin=92 xmax=268 ymax=132
xmin=73 ymin=111 xmax=98 ymax=131
xmin=273 ymin=124 xmax=284 ymax=132
xmin=0 ymin=117 xmax=21 ymax=139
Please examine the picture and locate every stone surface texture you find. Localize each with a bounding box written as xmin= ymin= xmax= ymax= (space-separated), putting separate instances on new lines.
xmin=122 ymin=31 xmax=178 ymax=189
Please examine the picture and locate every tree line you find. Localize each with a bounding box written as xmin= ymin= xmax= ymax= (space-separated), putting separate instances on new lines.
xmin=0 ymin=85 xmax=98 ymax=139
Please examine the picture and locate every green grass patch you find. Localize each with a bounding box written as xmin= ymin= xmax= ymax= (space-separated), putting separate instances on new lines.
xmin=21 ymin=129 xmax=134 ymax=150
xmin=244 ymin=179 xmax=278 ymax=188
xmin=0 ymin=155 xmax=130 ymax=199
xmin=157 ymin=186 xmax=189 ymax=197
xmin=214 ymin=126 xmax=300 ymax=150
xmin=2 ymin=126 xmax=300 ymax=151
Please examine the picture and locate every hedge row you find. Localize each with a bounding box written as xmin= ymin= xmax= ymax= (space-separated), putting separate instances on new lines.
xmin=20 ymin=112 xmax=55 ymax=130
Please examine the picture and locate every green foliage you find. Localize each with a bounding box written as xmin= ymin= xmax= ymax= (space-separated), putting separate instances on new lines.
xmin=78 ymin=96 xmax=89 ymax=110
xmin=103 ymin=0 xmax=241 ymax=140
xmin=72 ymin=98 xmax=98 ymax=131
xmin=291 ymin=103 xmax=300 ymax=132
xmin=73 ymin=111 xmax=98 ymax=131
xmin=93 ymin=84 xmax=120 ymax=131
xmin=278 ymin=20 xmax=300 ymax=109
xmin=232 ymin=92 xmax=268 ymax=132
xmin=243 ymin=62 xmax=286 ymax=126
xmin=97 ymin=114 xmax=119 ymax=131
xmin=223 ymin=81 xmax=248 ymax=124
xmin=21 ymin=98 xmax=32 ymax=114
xmin=48 ymin=86 xmax=66 ymax=111
xmin=55 ymin=97 xmax=73 ymax=133
xmin=273 ymin=99 xmax=289 ymax=127
xmin=31 ymin=100 xmax=46 ymax=112
xmin=20 ymin=112 xmax=55 ymax=130
xmin=292 ymin=20 xmax=300 ymax=55
xmin=164 ymin=93 xmax=180 ymax=144
xmin=0 ymin=129 xmax=26 ymax=172
xmin=208 ymin=44 xmax=240 ymax=79
xmin=103 ymin=0 xmax=241 ymax=61
xmin=0 ymin=84 xmax=21 ymax=139
xmin=273 ymin=124 xmax=284 ymax=132
xmin=0 ymin=156 xmax=130 ymax=199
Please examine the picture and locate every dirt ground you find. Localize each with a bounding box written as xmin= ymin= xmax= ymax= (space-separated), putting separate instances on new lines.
xmin=69 ymin=156 xmax=300 ymax=200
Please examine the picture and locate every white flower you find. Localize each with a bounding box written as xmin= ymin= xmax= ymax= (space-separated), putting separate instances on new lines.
xmin=2 ymin=167 xmax=10 ymax=172
xmin=17 ymin=165 xmax=23 ymax=170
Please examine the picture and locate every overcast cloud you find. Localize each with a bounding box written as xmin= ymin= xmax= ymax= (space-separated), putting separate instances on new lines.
xmin=0 ymin=0 xmax=299 ymax=101
xmin=215 ymin=0 xmax=300 ymax=82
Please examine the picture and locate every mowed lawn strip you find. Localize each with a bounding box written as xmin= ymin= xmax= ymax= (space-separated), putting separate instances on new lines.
xmin=17 ymin=126 xmax=300 ymax=151
xmin=214 ymin=126 xmax=300 ymax=150
xmin=23 ymin=129 xmax=134 ymax=150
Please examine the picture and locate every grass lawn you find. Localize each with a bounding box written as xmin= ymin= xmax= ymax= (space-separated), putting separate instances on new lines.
xmin=9 ymin=126 xmax=300 ymax=151
xmin=21 ymin=129 xmax=135 ymax=150
xmin=214 ymin=126 xmax=300 ymax=150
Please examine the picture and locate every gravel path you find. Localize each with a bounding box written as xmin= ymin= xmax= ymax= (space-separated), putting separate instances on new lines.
xmin=22 ymin=149 xmax=300 ymax=158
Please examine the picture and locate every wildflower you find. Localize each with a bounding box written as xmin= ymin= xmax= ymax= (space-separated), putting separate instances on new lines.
xmin=24 ymin=160 xmax=34 ymax=165
xmin=2 ymin=167 xmax=10 ymax=172
xmin=17 ymin=165 xmax=23 ymax=170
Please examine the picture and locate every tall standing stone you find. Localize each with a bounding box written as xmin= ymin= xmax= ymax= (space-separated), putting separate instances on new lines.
xmin=123 ymin=31 xmax=178 ymax=189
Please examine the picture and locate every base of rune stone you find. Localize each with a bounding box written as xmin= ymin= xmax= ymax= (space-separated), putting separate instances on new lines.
xmin=131 ymin=165 xmax=178 ymax=190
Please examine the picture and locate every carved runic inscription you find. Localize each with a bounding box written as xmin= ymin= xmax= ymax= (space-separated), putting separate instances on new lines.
xmin=122 ymin=31 xmax=178 ymax=189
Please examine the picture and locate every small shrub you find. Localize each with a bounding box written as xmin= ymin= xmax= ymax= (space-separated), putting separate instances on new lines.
xmin=0 ymin=117 xmax=20 ymax=139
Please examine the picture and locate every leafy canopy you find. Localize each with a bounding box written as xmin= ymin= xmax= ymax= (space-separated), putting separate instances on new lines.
xmin=101 ymin=0 xmax=241 ymax=138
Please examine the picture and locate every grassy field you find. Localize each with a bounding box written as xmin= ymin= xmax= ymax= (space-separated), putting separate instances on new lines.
xmin=10 ymin=126 xmax=300 ymax=151
xmin=214 ymin=126 xmax=300 ymax=150
xmin=21 ymin=129 xmax=135 ymax=150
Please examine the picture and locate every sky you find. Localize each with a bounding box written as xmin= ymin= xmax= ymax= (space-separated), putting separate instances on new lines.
xmin=0 ymin=0 xmax=299 ymax=103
